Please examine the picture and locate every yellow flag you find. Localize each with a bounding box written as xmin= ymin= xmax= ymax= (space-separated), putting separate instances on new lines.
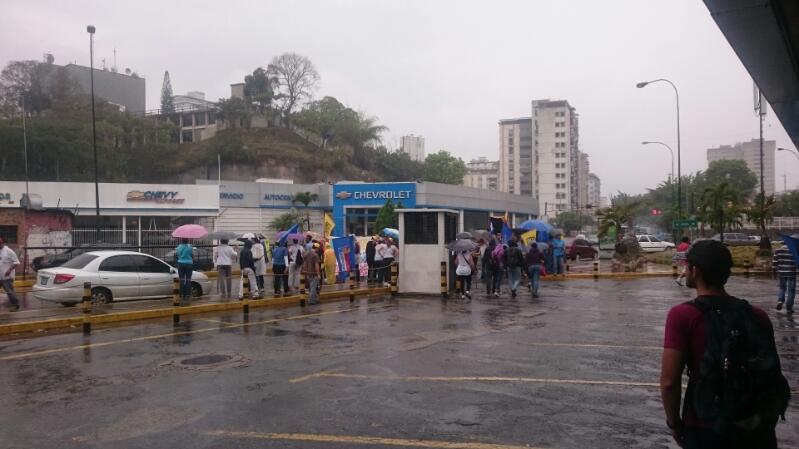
xmin=521 ymin=230 xmax=537 ymax=246
xmin=324 ymin=213 xmax=335 ymax=237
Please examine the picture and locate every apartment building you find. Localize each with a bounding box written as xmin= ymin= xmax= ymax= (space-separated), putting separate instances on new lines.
xmin=587 ymin=173 xmax=601 ymax=209
xmin=706 ymin=139 xmax=775 ymax=196
xmin=400 ymin=135 xmax=426 ymax=162
xmin=498 ymin=118 xmax=533 ymax=195
xmin=463 ymin=157 xmax=499 ymax=191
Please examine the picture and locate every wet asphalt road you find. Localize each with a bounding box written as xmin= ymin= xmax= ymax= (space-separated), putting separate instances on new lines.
xmin=0 ymin=277 xmax=797 ymax=449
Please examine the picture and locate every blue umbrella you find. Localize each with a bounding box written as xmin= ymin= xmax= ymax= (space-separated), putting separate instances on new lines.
xmin=518 ymin=220 xmax=553 ymax=242
xmin=381 ymin=228 xmax=400 ymax=240
xmin=780 ymin=234 xmax=799 ymax=264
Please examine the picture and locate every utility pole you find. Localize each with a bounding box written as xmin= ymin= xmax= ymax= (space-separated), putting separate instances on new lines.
xmin=87 ymin=25 xmax=101 ymax=241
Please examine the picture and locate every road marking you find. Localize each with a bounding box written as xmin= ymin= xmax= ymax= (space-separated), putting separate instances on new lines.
xmin=288 ymin=372 xmax=660 ymax=388
xmin=527 ymin=342 xmax=662 ymax=351
xmin=204 ymin=430 xmax=548 ymax=449
xmin=0 ymin=304 xmax=396 ymax=361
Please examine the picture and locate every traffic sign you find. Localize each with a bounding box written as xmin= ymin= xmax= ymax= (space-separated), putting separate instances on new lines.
xmin=672 ymin=219 xmax=698 ymax=229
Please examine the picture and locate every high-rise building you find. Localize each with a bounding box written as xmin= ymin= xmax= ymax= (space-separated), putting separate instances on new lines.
xmin=463 ymin=157 xmax=499 ymax=191
xmin=577 ymin=152 xmax=590 ymax=209
xmin=498 ymin=118 xmax=534 ymax=195
xmin=400 ymin=135 xmax=425 ymax=162
xmin=706 ymin=139 xmax=775 ymax=195
xmin=587 ymin=173 xmax=601 ymax=209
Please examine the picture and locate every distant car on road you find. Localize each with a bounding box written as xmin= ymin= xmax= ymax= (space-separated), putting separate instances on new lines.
xmin=31 ymin=243 xmax=134 ymax=271
xmin=33 ymin=250 xmax=212 ymax=306
xmin=164 ymin=246 xmax=215 ymax=271
xmin=710 ymin=233 xmax=759 ymax=246
xmin=636 ymin=234 xmax=676 ymax=252
xmin=566 ymin=238 xmax=599 ymax=260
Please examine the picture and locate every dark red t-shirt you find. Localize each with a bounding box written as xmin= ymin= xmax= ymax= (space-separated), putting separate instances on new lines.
xmin=663 ymin=296 xmax=773 ymax=427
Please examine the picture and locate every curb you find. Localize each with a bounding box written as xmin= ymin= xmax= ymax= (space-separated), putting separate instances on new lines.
xmin=0 ymin=287 xmax=390 ymax=337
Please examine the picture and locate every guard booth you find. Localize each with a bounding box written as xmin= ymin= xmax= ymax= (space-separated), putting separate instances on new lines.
xmin=397 ymin=208 xmax=459 ymax=294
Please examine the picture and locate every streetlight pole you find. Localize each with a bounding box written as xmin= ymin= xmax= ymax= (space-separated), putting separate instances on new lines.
xmin=642 ymin=141 xmax=676 ymax=237
xmin=87 ymin=25 xmax=100 ymax=242
xmin=637 ymin=79 xmax=681 ymax=219
xmin=778 ymin=147 xmax=799 ymax=161
xmin=21 ymin=95 xmax=29 ymax=200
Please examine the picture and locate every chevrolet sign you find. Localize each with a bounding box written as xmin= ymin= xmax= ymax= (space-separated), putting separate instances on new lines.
xmin=126 ymin=190 xmax=185 ymax=204
xmin=335 ymin=191 xmax=352 ymax=200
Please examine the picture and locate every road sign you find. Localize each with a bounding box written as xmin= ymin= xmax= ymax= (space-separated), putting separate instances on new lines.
xmin=672 ymin=219 xmax=698 ymax=229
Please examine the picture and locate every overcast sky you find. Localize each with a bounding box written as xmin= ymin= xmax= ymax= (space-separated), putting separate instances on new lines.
xmin=2 ymin=0 xmax=797 ymax=195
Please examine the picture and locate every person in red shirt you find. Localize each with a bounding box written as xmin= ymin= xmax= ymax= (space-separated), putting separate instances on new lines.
xmin=660 ymin=240 xmax=777 ymax=448
xmin=674 ymin=236 xmax=691 ymax=286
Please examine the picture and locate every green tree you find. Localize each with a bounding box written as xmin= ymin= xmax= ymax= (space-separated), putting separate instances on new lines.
xmin=271 ymin=211 xmax=303 ymax=232
xmin=699 ymin=182 xmax=742 ymax=241
xmin=774 ymin=191 xmax=799 ymax=216
xmin=701 ymin=160 xmax=758 ymax=199
xmin=267 ymin=53 xmax=320 ymax=126
xmin=216 ymin=97 xmax=250 ymax=128
xmin=423 ymin=150 xmax=466 ymax=184
xmin=744 ymin=193 xmax=776 ymax=249
xmin=596 ymin=197 xmax=642 ymax=243
xmin=552 ymin=211 xmax=593 ymax=233
xmin=160 ymin=71 xmax=174 ymax=114
xmin=291 ymin=191 xmax=319 ymax=231
xmin=243 ymin=67 xmax=276 ymax=112
xmin=375 ymin=199 xmax=398 ymax=231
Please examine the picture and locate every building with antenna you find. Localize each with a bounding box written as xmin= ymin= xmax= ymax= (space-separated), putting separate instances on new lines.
xmin=61 ymin=63 xmax=145 ymax=112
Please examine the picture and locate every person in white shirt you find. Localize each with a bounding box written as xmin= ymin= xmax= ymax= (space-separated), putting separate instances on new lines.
xmin=252 ymin=237 xmax=267 ymax=291
xmin=374 ymin=238 xmax=387 ymax=284
xmin=382 ymin=239 xmax=398 ymax=286
xmin=213 ymin=239 xmax=237 ymax=298
xmin=288 ymin=239 xmax=302 ymax=291
xmin=0 ymin=238 xmax=21 ymax=312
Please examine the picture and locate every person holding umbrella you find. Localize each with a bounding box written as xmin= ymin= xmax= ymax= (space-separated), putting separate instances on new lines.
xmin=175 ymin=238 xmax=194 ymax=300
xmin=238 ymin=240 xmax=261 ymax=299
xmin=455 ymin=249 xmax=475 ymax=300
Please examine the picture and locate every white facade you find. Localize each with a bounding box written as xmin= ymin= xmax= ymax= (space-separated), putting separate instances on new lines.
xmin=399 ymin=135 xmax=425 ymax=162
xmin=498 ymin=118 xmax=533 ymax=195
xmin=463 ymin=157 xmax=499 ymax=191
xmin=532 ymin=99 xmax=579 ymax=218
xmin=706 ymin=139 xmax=775 ymax=196
xmin=587 ymin=173 xmax=601 ymax=209
xmin=577 ymin=152 xmax=590 ymax=209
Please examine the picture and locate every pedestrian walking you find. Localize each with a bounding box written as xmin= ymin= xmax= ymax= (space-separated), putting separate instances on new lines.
xmin=773 ymin=242 xmax=797 ymax=313
xmin=525 ymin=242 xmax=545 ymax=298
xmin=288 ymin=239 xmax=303 ymax=291
xmin=175 ymin=238 xmax=194 ymax=300
xmin=483 ymin=239 xmax=497 ymax=295
xmin=551 ymin=236 xmax=565 ymax=275
xmin=455 ymin=250 xmax=474 ymax=300
xmin=303 ymin=242 xmax=322 ymax=305
xmin=505 ymin=240 xmax=523 ymax=298
xmin=271 ymin=242 xmax=289 ymax=295
xmin=382 ymin=238 xmax=398 ymax=287
xmin=490 ymin=242 xmax=505 ymax=297
xmin=0 ymin=238 xmax=21 ymax=312
xmin=660 ymin=240 xmax=789 ymax=449
xmin=252 ymin=237 xmax=267 ymax=291
xmin=213 ymin=239 xmax=236 ymax=298
xmin=237 ymin=240 xmax=261 ymax=299
xmin=674 ymin=236 xmax=691 ymax=286
xmin=374 ymin=238 xmax=387 ymax=284
xmin=366 ymin=236 xmax=377 ymax=284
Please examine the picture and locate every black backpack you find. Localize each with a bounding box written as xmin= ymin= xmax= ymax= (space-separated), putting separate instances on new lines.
xmin=294 ymin=248 xmax=303 ymax=266
xmin=506 ymin=247 xmax=523 ymax=269
xmin=688 ymin=296 xmax=790 ymax=435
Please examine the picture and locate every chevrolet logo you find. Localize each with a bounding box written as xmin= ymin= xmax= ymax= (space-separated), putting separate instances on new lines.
xmin=336 ymin=191 xmax=352 ymax=200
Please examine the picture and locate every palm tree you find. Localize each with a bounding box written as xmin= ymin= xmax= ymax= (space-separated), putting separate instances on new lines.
xmin=291 ymin=191 xmax=319 ymax=231
xmin=744 ymin=192 xmax=776 ymax=250
xmin=700 ymin=182 xmax=741 ymax=243
xmin=356 ymin=113 xmax=388 ymax=148
xmin=597 ymin=200 xmax=642 ymax=243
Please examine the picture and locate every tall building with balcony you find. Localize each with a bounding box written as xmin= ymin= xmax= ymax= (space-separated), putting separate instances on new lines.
xmin=400 ymin=135 xmax=425 ymax=162
xmin=706 ymin=139 xmax=775 ymax=195
xmin=498 ymin=117 xmax=534 ymax=195
xmin=587 ymin=173 xmax=601 ymax=209
xmin=463 ymin=157 xmax=499 ymax=190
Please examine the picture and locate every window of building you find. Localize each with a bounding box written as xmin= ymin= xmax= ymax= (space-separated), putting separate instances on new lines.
xmin=182 ymin=114 xmax=193 ymax=127
xmin=208 ymin=111 xmax=216 ymax=124
xmin=404 ymin=212 xmax=438 ymax=244
xmin=346 ymin=208 xmax=379 ymax=237
xmin=194 ymin=112 xmax=206 ymax=126
xmin=181 ymin=130 xmax=194 ymax=143
xmin=0 ymin=225 xmax=18 ymax=244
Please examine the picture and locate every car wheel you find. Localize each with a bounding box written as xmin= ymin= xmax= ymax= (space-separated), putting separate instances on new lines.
xmin=91 ymin=288 xmax=112 ymax=304
xmin=191 ymin=282 xmax=202 ymax=298
xmin=60 ymin=302 xmax=78 ymax=307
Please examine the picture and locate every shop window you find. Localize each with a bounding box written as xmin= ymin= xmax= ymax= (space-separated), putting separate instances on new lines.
xmin=0 ymin=225 xmax=18 ymax=244
xmin=444 ymin=213 xmax=458 ymax=244
xmin=404 ymin=212 xmax=438 ymax=244
xmin=464 ymin=210 xmax=489 ymax=232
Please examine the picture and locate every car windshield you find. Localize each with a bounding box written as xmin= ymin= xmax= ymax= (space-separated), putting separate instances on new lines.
xmin=59 ymin=253 xmax=99 ymax=269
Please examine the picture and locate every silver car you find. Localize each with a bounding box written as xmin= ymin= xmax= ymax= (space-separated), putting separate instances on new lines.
xmin=33 ymin=250 xmax=212 ymax=306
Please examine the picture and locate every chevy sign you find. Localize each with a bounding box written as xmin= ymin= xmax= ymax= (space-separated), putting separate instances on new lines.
xmin=126 ymin=190 xmax=185 ymax=204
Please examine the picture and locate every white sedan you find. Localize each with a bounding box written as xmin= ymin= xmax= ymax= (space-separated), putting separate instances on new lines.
xmin=33 ymin=250 xmax=212 ymax=306
xmin=636 ymin=235 xmax=676 ymax=253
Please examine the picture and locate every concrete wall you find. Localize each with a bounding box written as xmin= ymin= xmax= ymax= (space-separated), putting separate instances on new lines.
xmin=63 ymin=64 xmax=146 ymax=112
xmin=0 ymin=209 xmax=73 ymax=270
xmin=417 ymin=182 xmax=538 ymax=217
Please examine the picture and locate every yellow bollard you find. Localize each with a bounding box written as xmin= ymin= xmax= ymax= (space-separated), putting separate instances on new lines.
xmin=299 ymin=270 xmax=307 ymax=307
xmin=593 ymin=260 xmax=599 ymax=280
xmin=349 ymin=268 xmax=356 ymax=303
xmin=390 ymin=263 xmax=398 ymax=296
xmin=82 ymin=282 xmax=92 ymax=335
xmin=440 ymin=261 xmax=448 ymax=297
xmin=172 ymin=278 xmax=181 ymax=325
xmin=242 ymin=275 xmax=251 ymax=316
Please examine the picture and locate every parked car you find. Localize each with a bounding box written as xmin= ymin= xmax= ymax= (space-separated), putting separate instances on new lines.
xmin=710 ymin=233 xmax=759 ymax=246
xmin=32 ymin=250 xmax=212 ymax=306
xmin=636 ymin=234 xmax=676 ymax=252
xmin=163 ymin=246 xmax=215 ymax=271
xmin=31 ymin=243 xmax=135 ymax=271
xmin=566 ymin=238 xmax=599 ymax=260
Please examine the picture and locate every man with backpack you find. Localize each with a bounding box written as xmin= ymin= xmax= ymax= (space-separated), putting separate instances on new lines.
xmin=660 ymin=240 xmax=789 ymax=448
xmin=504 ymin=240 xmax=524 ymax=298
